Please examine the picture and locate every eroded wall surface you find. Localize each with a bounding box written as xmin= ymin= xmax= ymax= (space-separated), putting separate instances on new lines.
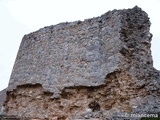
xmin=0 ymin=89 xmax=6 ymax=113
xmin=3 ymin=6 xmax=160 ymax=119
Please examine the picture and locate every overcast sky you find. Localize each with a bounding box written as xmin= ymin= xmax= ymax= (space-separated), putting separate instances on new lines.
xmin=0 ymin=0 xmax=160 ymax=91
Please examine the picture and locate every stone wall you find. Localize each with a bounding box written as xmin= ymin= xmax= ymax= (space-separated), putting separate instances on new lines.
xmin=2 ymin=6 xmax=160 ymax=119
xmin=0 ymin=89 xmax=6 ymax=114
xmin=7 ymin=8 xmax=123 ymax=96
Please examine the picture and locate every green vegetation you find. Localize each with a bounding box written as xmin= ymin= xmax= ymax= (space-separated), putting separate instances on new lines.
xmin=141 ymin=118 xmax=159 ymax=120
xmin=141 ymin=113 xmax=160 ymax=120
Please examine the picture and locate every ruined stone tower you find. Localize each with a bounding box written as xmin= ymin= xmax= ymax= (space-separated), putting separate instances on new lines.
xmin=1 ymin=6 xmax=160 ymax=119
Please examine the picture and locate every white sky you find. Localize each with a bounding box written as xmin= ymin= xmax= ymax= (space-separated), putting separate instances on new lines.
xmin=0 ymin=0 xmax=160 ymax=91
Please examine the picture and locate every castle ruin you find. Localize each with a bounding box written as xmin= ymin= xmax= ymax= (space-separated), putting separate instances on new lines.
xmin=0 ymin=6 xmax=160 ymax=120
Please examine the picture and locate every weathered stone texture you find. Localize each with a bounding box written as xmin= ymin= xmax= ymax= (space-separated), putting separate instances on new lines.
xmin=8 ymin=9 xmax=122 ymax=96
xmin=0 ymin=89 xmax=6 ymax=115
xmin=2 ymin=6 xmax=160 ymax=119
